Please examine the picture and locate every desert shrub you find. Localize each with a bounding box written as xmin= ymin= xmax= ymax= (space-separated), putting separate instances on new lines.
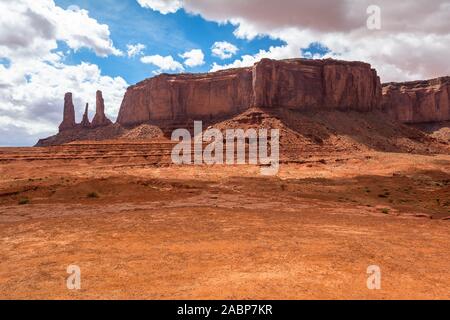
xmin=378 ymin=191 xmax=390 ymax=198
xmin=18 ymin=198 xmax=30 ymax=205
xmin=87 ymin=192 xmax=99 ymax=199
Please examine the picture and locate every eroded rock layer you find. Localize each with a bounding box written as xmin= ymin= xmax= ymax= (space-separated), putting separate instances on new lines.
xmin=117 ymin=58 xmax=382 ymax=126
xmin=117 ymin=68 xmax=254 ymax=125
xmin=382 ymin=77 xmax=450 ymax=123
xmin=252 ymin=59 xmax=381 ymax=112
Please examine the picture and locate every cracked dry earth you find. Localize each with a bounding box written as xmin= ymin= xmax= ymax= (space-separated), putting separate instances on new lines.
xmin=0 ymin=145 xmax=449 ymax=299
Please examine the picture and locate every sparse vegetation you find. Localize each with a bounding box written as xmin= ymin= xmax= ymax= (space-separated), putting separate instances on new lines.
xmin=87 ymin=192 xmax=99 ymax=199
xmin=381 ymin=208 xmax=390 ymax=214
xmin=18 ymin=198 xmax=30 ymax=205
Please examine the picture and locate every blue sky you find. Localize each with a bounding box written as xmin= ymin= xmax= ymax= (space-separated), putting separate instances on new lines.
xmin=54 ymin=0 xmax=287 ymax=84
xmin=1 ymin=0 xmax=448 ymax=146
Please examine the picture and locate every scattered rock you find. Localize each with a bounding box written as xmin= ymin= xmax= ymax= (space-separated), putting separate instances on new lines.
xmin=403 ymin=213 xmax=433 ymax=219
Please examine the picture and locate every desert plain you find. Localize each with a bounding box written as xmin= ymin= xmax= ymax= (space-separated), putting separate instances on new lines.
xmin=0 ymin=139 xmax=449 ymax=300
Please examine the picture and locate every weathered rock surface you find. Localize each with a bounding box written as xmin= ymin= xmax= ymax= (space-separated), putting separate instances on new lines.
xmin=252 ymin=59 xmax=381 ymax=112
xmin=117 ymin=58 xmax=382 ymax=126
xmin=58 ymin=93 xmax=77 ymax=132
xmin=117 ymin=68 xmax=253 ymax=125
xmin=40 ymin=58 xmax=449 ymax=148
xmin=382 ymin=77 xmax=450 ymax=123
xmin=80 ymin=103 xmax=91 ymax=127
xmin=92 ymin=90 xmax=113 ymax=128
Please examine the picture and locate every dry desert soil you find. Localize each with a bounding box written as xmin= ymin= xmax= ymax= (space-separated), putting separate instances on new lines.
xmin=0 ymin=142 xmax=449 ymax=299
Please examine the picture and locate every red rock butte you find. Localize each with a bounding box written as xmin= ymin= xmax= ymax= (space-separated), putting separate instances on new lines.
xmin=382 ymin=77 xmax=450 ymax=123
xmin=40 ymin=58 xmax=449 ymax=146
xmin=58 ymin=90 xmax=112 ymax=132
xmin=117 ymin=58 xmax=382 ymax=125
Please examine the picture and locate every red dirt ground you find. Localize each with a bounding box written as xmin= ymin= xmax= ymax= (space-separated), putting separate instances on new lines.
xmin=0 ymin=142 xmax=449 ymax=299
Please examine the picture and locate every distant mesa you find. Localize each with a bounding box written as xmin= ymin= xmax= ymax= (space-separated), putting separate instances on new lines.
xmin=116 ymin=58 xmax=382 ymax=126
xmin=116 ymin=58 xmax=449 ymax=126
xmin=40 ymin=58 xmax=449 ymax=147
xmin=382 ymin=77 xmax=450 ymax=123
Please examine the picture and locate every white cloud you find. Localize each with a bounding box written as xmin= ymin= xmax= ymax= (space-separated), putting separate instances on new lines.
xmin=127 ymin=43 xmax=146 ymax=58
xmin=0 ymin=59 xmax=128 ymax=146
xmin=179 ymin=49 xmax=205 ymax=67
xmin=140 ymin=54 xmax=184 ymax=73
xmin=180 ymin=1 xmax=450 ymax=36
xmin=53 ymin=4 xmax=123 ymax=57
xmin=137 ymin=0 xmax=182 ymax=15
xmin=211 ymin=41 xmax=238 ymax=60
xmin=166 ymin=0 xmax=450 ymax=82
xmin=0 ymin=0 xmax=122 ymax=58
xmin=210 ymin=55 xmax=258 ymax=72
xmin=0 ymin=0 xmax=128 ymax=146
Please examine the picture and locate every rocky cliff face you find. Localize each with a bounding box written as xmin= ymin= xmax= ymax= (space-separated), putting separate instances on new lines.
xmin=59 ymin=93 xmax=77 ymax=132
xmin=92 ymin=90 xmax=113 ymax=128
xmin=117 ymin=68 xmax=254 ymax=125
xmin=47 ymin=58 xmax=449 ymax=147
xmin=382 ymin=77 xmax=450 ymax=123
xmin=252 ymin=59 xmax=381 ymax=112
xmin=117 ymin=58 xmax=382 ymax=126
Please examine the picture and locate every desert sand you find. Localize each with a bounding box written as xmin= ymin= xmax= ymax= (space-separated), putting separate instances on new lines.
xmin=0 ymin=142 xmax=449 ymax=300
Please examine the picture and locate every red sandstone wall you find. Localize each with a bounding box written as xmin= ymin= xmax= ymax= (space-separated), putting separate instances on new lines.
xmin=117 ymin=69 xmax=253 ymax=125
xmin=117 ymin=58 xmax=383 ymax=126
xmin=252 ymin=59 xmax=381 ymax=111
xmin=382 ymin=77 xmax=450 ymax=123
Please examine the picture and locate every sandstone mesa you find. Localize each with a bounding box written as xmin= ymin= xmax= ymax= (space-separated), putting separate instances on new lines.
xmin=382 ymin=77 xmax=450 ymax=123
xmin=117 ymin=58 xmax=381 ymax=125
xmin=41 ymin=58 xmax=449 ymax=146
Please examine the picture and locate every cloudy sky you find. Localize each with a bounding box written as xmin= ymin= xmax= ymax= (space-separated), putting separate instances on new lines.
xmin=1 ymin=0 xmax=449 ymax=146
